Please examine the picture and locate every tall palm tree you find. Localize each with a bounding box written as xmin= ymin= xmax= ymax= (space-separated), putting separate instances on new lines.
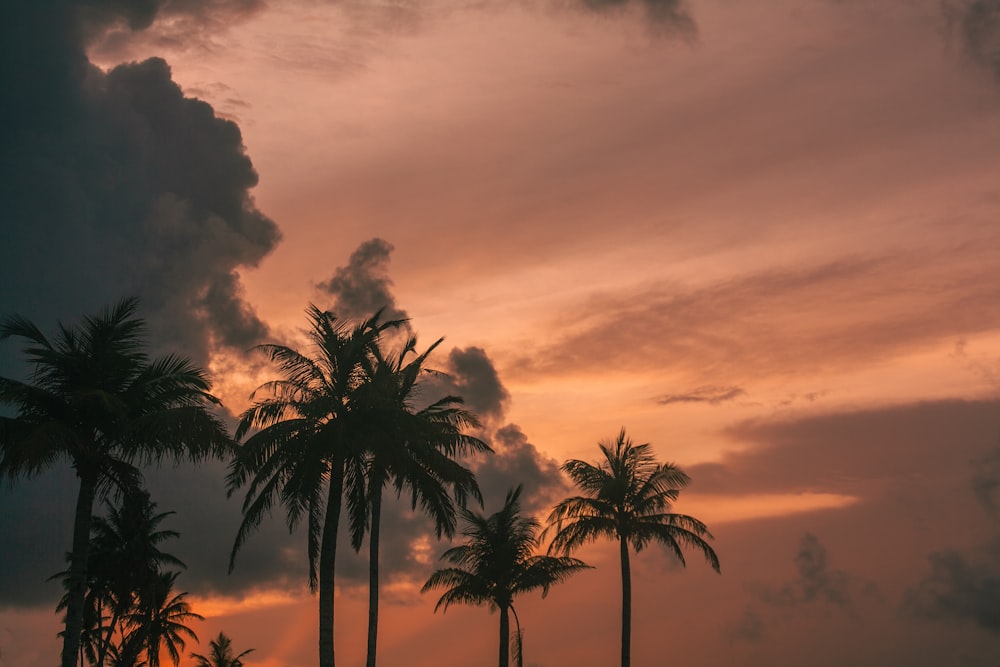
xmin=127 ymin=571 xmax=201 ymax=667
xmin=422 ymin=485 xmax=589 ymax=667
xmin=354 ymin=334 xmax=491 ymax=667
xmin=546 ymin=429 xmax=721 ymax=667
xmin=226 ymin=305 xmax=400 ymax=667
xmin=190 ymin=632 xmax=254 ymax=667
xmin=0 ymin=298 xmax=231 ymax=667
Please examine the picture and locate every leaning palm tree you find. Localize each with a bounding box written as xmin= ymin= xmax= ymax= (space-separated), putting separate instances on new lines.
xmin=547 ymin=429 xmax=721 ymax=667
xmin=226 ymin=305 xmax=400 ymax=667
xmin=190 ymin=632 xmax=254 ymax=667
xmin=0 ymin=298 xmax=231 ymax=667
xmin=423 ymin=485 xmax=589 ymax=667
xmin=354 ymin=334 xmax=491 ymax=667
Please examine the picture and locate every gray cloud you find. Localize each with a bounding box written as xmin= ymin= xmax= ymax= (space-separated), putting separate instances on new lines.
xmin=947 ymin=0 xmax=1000 ymax=84
xmin=0 ymin=3 xmax=279 ymax=367
xmin=0 ymin=0 xmax=280 ymax=609
xmin=762 ymin=533 xmax=861 ymax=609
xmin=422 ymin=346 xmax=511 ymax=426
xmin=903 ymin=537 xmax=1000 ymax=633
xmin=473 ymin=424 xmax=569 ymax=516
xmin=317 ymin=238 xmax=409 ymax=325
xmin=655 ymin=385 xmax=746 ymax=406
xmin=687 ymin=399 xmax=1000 ymax=499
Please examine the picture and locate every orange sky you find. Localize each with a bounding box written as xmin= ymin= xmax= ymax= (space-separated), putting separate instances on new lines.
xmin=4 ymin=1 xmax=1000 ymax=666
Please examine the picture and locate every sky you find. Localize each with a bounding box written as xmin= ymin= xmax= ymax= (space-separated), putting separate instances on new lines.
xmin=2 ymin=0 xmax=1000 ymax=665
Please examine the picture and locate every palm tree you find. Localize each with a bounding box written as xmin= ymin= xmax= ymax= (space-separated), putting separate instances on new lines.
xmin=546 ymin=429 xmax=721 ymax=667
xmin=127 ymin=571 xmax=201 ymax=667
xmin=422 ymin=485 xmax=589 ymax=667
xmin=226 ymin=305 xmax=400 ymax=667
xmin=354 ymin=334 xmax=491 ymax=667
xmin=0 ymin=298 xmax=231 ymax=667
xmin=54 ymin=489 xmax=186 ymax=667
xmin=190 ymin=632 xmax=254 ymax=667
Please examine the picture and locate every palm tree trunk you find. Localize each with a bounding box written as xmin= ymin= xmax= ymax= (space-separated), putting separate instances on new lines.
xmin=62 ymin=470 xmax=98 ymax=667
xmin=365 ymin=483 xmax=382 ymax=667
xmin=620 ymin=537 xmax=632 ymax=667
xmin=498 ymin=604 xmax=510 ymax=667
xmin=319 ymin=459 xmax=344 ymax=667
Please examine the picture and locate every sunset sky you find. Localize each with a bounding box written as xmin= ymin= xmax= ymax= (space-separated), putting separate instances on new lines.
xmin=3 ymin=0 xmax=1000 ymax=665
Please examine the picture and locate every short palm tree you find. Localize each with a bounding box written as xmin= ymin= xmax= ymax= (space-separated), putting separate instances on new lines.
xmin=226 ymin=305 xmax=399 ymax=667
xmin=423 ymin=485 xmax=589 ymax=667
xmin=127 ymin=571 xmax=201 ymax=667
xmin=547 ymin=429 xmax=720 ymax=667
xmin=0 ymin=298 xmax=231 ymax=667
xmin=190 ymin=632 xmax=254 ymax=667
xmin=54 ymin=489 xmax=186 ymax=667
xmin=355 ymin=334 xmax=491 ymax=667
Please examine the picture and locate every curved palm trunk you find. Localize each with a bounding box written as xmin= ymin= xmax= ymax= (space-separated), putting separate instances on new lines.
xmin=498 ymin=604 xmax=510 ymax=667
xmin=62 ymin=470 xmax=98 ymax=667
xmin=319 ymin=460 xmax=344 ymax=667
xmin=365 ymin=483 xmax=382 ymax=667
xmin=620 ymin=537 xmax=632 ymax=667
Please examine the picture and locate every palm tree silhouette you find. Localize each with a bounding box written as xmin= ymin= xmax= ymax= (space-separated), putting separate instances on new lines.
xmin=547 ymin=429 xmax=720 ymax=667
xmin=127 ymin=571 xmax=201 ymax=667
xmin=355 ymin=334 xmax=491 ymax=667
xmin=53 ymin=490 xmax=186 ymax=667
xmin=0 ymin=298 xmax=231 ymax=667
xmin=226 ymin=305 xmax=399 ymax=667
xmin=423 ymin=485 xmax=590 ymax=667
xmin=190 ymin=632 xmax=254 ymax=667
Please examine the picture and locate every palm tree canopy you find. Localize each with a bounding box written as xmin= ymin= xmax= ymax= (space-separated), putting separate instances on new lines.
xmin=423 ymin=485 xmax=590 ymax=612
xmin=190 ymin=632 xmax=255 ymax=667
xmin=226 ymin=305 xmax=400 ymax=587
xmin=129 ymin=571 xmax=202 ymax=667
xmin=547 ymin=429 xmax=720 ymax=571
xmin=0 ymin=297 xmax=231 ymax=487
xmin=353 ymin=334 xmax=491 ymax=546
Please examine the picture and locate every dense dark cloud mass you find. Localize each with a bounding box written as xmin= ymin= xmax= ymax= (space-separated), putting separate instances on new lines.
xmin=0 ymin=0 xmax=278 ymax=367
xmin=0 ymin=0 xmax=280 ymax=609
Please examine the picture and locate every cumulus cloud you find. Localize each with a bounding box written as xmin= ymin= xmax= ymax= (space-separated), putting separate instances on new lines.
xmin=317 ymin=238 xmax=409 ymax=325
xmin=0 ymin=0 xmax=280 ymax=607
xmin=0 ymin=1 xmax=279 ymax=367
xmin=473 ymin=424 xmax=568 ymax=515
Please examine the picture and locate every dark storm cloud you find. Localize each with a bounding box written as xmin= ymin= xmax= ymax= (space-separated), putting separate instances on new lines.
xmin=0 ymin=1 xmax=279 ymax=366
xmin=0 ymin=0 xmax=280 ymax=608
xmin=317 ymin=238 xmax=410 ymax=325
xmin=947 ymin=0 xmax=1000 ymax=84
xmin=903 ymin=537 xmax=1000 ymax=632
xmin=655 ymin=385 xmax=746 ymax=406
